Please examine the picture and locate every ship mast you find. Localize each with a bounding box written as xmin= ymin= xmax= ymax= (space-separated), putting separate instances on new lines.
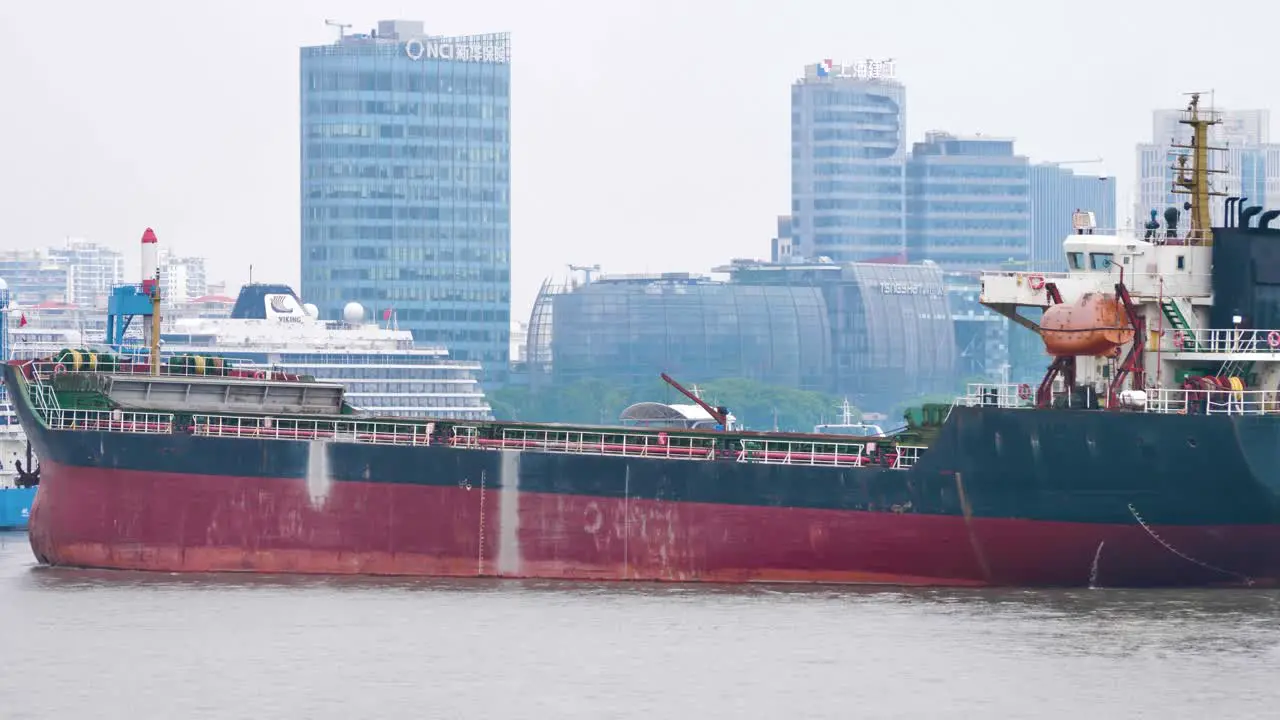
xmin=1170 ymin=92 xmax=1227 ymax=241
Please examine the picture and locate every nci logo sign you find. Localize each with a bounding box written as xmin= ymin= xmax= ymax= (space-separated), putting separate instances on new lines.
xmin=404 ymin=39 xmax=510 ymax=64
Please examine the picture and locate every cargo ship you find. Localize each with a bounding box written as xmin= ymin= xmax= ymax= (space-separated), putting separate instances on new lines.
xmin=11 ymin=93 xmax=1280 ymax=587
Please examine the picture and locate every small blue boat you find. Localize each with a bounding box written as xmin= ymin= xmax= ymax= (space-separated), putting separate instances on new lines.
xmin=0 ymin=486 xmax=34 ymax=530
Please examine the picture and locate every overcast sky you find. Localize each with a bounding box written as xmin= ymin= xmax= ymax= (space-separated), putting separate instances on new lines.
xmin=0 ymin=0 xmax=1274 ymax=322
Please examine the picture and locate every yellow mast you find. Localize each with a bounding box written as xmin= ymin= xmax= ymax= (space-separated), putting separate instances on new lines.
xmin=1170 ymin=92 xmax=1227 ymax=242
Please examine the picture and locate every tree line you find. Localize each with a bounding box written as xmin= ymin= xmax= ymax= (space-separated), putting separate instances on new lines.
xmin=487 ymin=377 xmax=862 ymax=434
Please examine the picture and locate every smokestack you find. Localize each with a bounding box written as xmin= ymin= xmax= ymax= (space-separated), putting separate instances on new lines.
xmin=140 ymin=227 xmax=159 ymax=293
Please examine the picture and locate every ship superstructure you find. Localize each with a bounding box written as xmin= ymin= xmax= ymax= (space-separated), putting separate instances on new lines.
xmin=978 ymin=93 xmax=1270 ymax=415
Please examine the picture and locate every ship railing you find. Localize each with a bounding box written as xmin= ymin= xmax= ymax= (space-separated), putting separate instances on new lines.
xmin=449 ymin=426 xmax=720 ymax=460
xmin=1160 ymin=328 xmax=1280 ymax=355
xmin=190 ymin=414 xmax=433 ymax=446
xmin=1000 ymin=227 xmax=1213 ymax=246
xmin=1143 ymin=388 xmax=1280 ymax=416
xmin=956 ymin=383 xmax=1034 ymax=409
xmin=736 ymin=439 xmax=869 ymax=467
xmin=25 ymin=369 xmax=62 ymax=417
xmin=29 ymin=359 xmax=294 ymax=383
xmin=893 ymin=445 xmax=926 ymax=469
xmin=736 ymin=440 xmax=927 ymax=469
xmin=46 ymin=408 xmax=175 ymax=434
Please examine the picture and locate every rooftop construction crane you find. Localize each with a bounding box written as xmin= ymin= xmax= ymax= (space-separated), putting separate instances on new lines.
xmin=324 ymin=19 xmax=351 ymax=42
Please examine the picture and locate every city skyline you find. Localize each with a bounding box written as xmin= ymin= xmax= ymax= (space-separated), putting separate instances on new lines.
xmin=0 ymin=0 xmax=1273 ymax=328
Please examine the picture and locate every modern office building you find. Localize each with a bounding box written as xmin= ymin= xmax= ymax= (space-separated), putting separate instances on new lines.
xmin=902 ymin=134 xmax=1112 ymax=380
xmin=771 ymin=215 xmax=795 ymax=263
xmin=1136 ymin=107 xmax=1280 ymax=227
xmin=905 ymin=132 xmax=1030 ymax=272
xmin=1029 ymin=164 xmax=1116 ymax=271
xmin=547 ymin=273 xmax=831 ymax=392
xmin=300 ymin=19 xmax=512 ymax=382
xmin=791 ymin=60 xmax=907 ymax=263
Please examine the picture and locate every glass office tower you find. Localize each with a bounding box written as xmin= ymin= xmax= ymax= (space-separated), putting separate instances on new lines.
xmin=300 ymin=20 xmax=511 ymax=382
xmin=790 ymin=60 xmax=907 ymax=263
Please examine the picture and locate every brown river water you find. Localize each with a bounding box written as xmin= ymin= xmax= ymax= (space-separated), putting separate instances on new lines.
xmin=1 ymin=531 xmax=1277 ymax=719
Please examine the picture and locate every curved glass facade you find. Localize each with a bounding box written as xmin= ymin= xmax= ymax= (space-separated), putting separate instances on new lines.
xmin=722 ymin=260 xmax=957 ymax=408
xmin=839 ymin=262 xmax=955 ymax=401
xmin=550 ymin=276 xmax=830 ymax=390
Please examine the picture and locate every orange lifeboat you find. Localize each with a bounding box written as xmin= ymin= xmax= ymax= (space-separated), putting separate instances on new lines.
xmin=1039 ymin=293 xmax=1134 ymax=357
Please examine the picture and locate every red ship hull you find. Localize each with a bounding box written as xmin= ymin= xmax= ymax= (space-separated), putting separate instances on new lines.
xmin=27 ymin=460 xmax=1273 ymax=587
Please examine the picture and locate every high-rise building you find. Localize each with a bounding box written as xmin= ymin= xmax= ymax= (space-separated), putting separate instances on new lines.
xmin=159 ymin=250 xmax=209 ymax=303
xmin=300 ymin=19 xmax=512 ymax=382
xmin=1029 ymin=164 xmax=1116 ymax=271
xmin=770 ymin=215 xmax=795 ymax=262
xmin=790 ymin=60 xmax=906 ymax=263
xmin=905 ymin=132 xmax=1030 ymax=272
xmin=0 ymin=239 xmax=124 ymax=308
xmin=1136 ymin=107 xmax=1280 ymax=227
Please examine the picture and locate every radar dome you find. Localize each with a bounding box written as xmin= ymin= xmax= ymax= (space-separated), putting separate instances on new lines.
xmin=342 ymin=301 xmax=366 ymax=324
xmin=303 ymin=302 xmax=320 ymax=318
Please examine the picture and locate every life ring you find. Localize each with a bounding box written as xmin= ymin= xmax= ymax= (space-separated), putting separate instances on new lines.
xmin=1173 ymin=331 xmax=1185 ymax=350
xmin=254 ymin=370 xmax=266 ymax=380
xmin=1028 ymin=274 xmax=1046 ymax=291
xmin=52 ymin=363 xmax=67 ymax=375
xmin=1017 ymin=383 xmax=1032 ymax=400
xmin=1268 ymin=330 xmax=1280 ymax=349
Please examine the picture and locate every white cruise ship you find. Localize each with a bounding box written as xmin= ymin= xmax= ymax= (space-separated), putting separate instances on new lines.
xmin=8 ymin=283 xmax=493 ymax=421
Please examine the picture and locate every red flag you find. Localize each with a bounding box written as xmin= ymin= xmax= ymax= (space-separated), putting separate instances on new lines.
xmin=18 ymin=313 xmax=26 ymax=328
xmin=382 ymin=308 xmax=392 ymax=321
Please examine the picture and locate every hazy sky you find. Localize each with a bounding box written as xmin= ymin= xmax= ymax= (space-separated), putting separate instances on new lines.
xmin=0 ymin=0 xmax=1274 ymax=322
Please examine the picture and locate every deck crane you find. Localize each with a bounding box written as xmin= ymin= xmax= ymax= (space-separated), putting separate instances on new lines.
xmin=660 ymin=373 xmax=731 ymax=429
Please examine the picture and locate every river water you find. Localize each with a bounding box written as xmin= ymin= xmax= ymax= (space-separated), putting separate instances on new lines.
xmin=1 ymin=531 xmax=1277 ymax=719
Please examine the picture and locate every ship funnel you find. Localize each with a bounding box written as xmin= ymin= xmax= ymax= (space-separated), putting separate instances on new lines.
xmin=1259 ymin=210 xmax=1280 ymax=229
xmin=1241 ymin=205 xmax=1264 ymax=228
xmin=1225 ymin=196 xmax=1241 ymax=226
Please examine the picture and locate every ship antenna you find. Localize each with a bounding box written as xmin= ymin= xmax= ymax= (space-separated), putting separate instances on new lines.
xmin=1170 ymin=91 xmax=1226 ymax=242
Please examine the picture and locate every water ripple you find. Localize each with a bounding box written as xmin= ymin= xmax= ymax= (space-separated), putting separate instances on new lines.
xmin=1 ymin=532 xmax=1277 ymax=719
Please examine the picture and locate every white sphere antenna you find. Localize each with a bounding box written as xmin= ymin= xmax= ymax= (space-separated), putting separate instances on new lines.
xmin=342 ymin=301 xmax=365 ymax=324
xmin=303 ymin=302 xmax=320 ymax=318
